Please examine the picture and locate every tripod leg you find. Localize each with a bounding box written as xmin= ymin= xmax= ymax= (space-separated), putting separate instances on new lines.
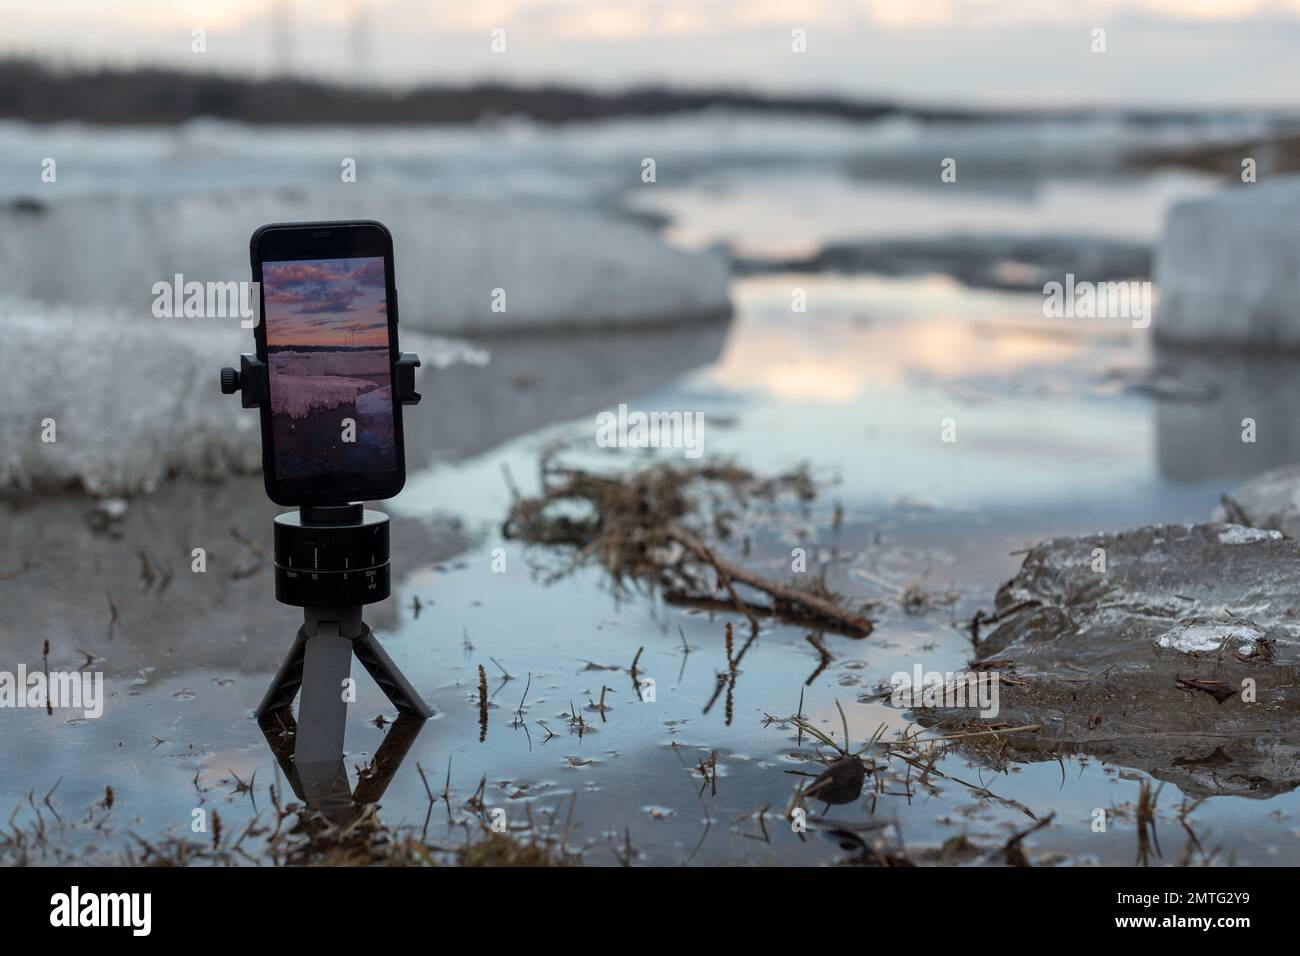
xmin=255 ymin=627 xmax=309 ymax=719
xmin=351 ymin=713 xmax=426 ymax=806
xmin=293 ymin=621 xmax=354 ymax=768
xmin=256 ymin=710 xmax=304 ymax=799
xmin=355 ymin=625 xmax=434 ymax=718
xmin=293 ymin=756 xmax=355 ymax=826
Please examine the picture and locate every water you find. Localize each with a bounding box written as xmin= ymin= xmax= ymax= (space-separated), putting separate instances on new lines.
xmin=4 ymin=114 xmax=1300 ymax=865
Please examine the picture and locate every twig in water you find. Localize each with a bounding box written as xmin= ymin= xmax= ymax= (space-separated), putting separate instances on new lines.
xmin=514 ymin=672 xmax=532 ymax=726
xmin=489 ymin=657 xmax=513 ymax=682
xmin=1135 ymin=779 xmax=1163 ymax=866
xmin=629 ymin=646 xmax=644 ymax=701
xmin=477 ymin=665 xmax=488 ymax=742
xmin=804 ymin=632 xmax=832 ymax=685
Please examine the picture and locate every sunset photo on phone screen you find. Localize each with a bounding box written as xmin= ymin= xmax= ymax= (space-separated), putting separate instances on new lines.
xmin=262 ymin=257 xmax=395 ymax=479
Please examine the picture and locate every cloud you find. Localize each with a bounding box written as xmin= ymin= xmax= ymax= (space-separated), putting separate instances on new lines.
xmin=263 ymin=258 xmax=386 ymax=314
xmin=349 ymin=259 xmax=386 ymax=287
xmin=6 ymin=0 xmax=1300 ymax=104
xmin=380 ymin=0 xmax=1300 ymax=35
xmin=282 ymin=287 xmax=359 ymax=314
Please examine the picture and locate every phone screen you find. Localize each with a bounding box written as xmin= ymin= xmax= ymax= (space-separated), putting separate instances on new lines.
xmin=262 ymin=256 xmax=397 ymax=481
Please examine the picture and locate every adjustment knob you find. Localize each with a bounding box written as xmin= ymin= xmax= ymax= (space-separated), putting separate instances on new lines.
xmin=220 ymin=366 xmax=241 ymax=395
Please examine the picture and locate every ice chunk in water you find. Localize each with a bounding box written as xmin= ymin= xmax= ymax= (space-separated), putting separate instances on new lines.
xmin=0 ymin=191 xmax=730 ymax=334
xmin=1155 ymin=179 xmax=1300 ymax=348
xmin=0 ymin=297 xmax=476 ymax=494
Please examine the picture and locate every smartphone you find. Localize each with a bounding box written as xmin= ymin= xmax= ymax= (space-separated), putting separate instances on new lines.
xmin=250 ymin=220 xmax=406 ymax=506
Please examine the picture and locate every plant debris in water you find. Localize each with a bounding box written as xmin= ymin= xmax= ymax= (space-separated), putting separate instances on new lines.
xmin=502 ymin=458 xmax=874 ymax=637
xmin=0 ymin=764 xmax=579 ymax=868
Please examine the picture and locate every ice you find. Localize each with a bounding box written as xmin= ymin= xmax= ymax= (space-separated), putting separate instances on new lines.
xmin=0 ymin=297 xmax=476 ymax=495
xmin=0 ymin=299 xmax=259 ymax=495
xmin=0 ymin=183 xmax=730 ymax=493
xmin=1215 ymin=525 xmax=1282 ymax=545
xmin=1154 ymin=619 xmax=1263 ymax=654
xmin=1214 ymin=464 xmax=1300 ymax=538
xmin=269 ymin=374 xmax=378 ymax=420
xmin=0 ymin=190 xmax=730 ymax=334
xmin=920 ymin=523 xmax=1300 ymax=797
xmin=1154 ymin=178 xmax=1300 ymax=348
xmin=355 ymin=386 xmax=392 ymax=419
xmin=269 ymin=350 xmax=391 ymax=377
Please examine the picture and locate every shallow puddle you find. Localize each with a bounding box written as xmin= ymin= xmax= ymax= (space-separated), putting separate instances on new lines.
xmin=6 ymin=273 xmax=1300 ymax=865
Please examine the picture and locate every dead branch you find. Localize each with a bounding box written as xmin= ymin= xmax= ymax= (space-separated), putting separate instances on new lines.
xmin=502 ymin=461 xmax=874 ymax=638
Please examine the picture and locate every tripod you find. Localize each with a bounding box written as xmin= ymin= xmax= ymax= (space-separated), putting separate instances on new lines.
xmin=221 ymin=352 xmax=431 ymax=769
xmin=255 ymin=502 xmax=433 ymax=765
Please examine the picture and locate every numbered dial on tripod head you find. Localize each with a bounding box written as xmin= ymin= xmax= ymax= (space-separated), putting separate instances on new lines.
xmin=273 ymin=507 xmax=391 ymax=607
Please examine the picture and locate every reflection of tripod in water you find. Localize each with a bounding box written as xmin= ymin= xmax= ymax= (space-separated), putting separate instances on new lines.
xmin=221 ymin=351 xmax=432 ymax=788
xmin=260 ymin=709 xmax=426 ymax=828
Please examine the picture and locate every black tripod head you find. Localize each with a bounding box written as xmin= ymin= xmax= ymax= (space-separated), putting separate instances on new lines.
xmin=274 ymin=503 xmax=390 ymax=607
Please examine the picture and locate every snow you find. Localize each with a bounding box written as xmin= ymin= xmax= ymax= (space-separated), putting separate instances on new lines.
xmin=0 ymin=190 xmax=730 ymax=334
xmin=1154 ymin=178 xmax=1300 ymax=348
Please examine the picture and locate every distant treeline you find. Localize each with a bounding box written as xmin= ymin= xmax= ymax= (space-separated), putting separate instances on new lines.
xmin=0 ymin=58 xmax=1226 ymax=126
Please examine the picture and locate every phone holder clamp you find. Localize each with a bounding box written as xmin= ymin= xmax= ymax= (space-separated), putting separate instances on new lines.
xmin=394 ymin=353 xmax=421 ymax=405
xmin=219 ymin=352 xmax=422 ymax=408
xmin=219 ymin=354 xmax=268 ymax=408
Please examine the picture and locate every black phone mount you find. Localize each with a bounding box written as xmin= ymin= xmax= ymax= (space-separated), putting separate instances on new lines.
xmin=220 ymin=352 xmax=431 ymax=773
xmin=221 ymin=352 xmax=422 ymax=409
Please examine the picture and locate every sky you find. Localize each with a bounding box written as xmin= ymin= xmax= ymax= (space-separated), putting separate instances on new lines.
xmin=263 ymin=257 xmax=389 ymax=348
xmin=2 ymin=0 xmax=1300 ymax=106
